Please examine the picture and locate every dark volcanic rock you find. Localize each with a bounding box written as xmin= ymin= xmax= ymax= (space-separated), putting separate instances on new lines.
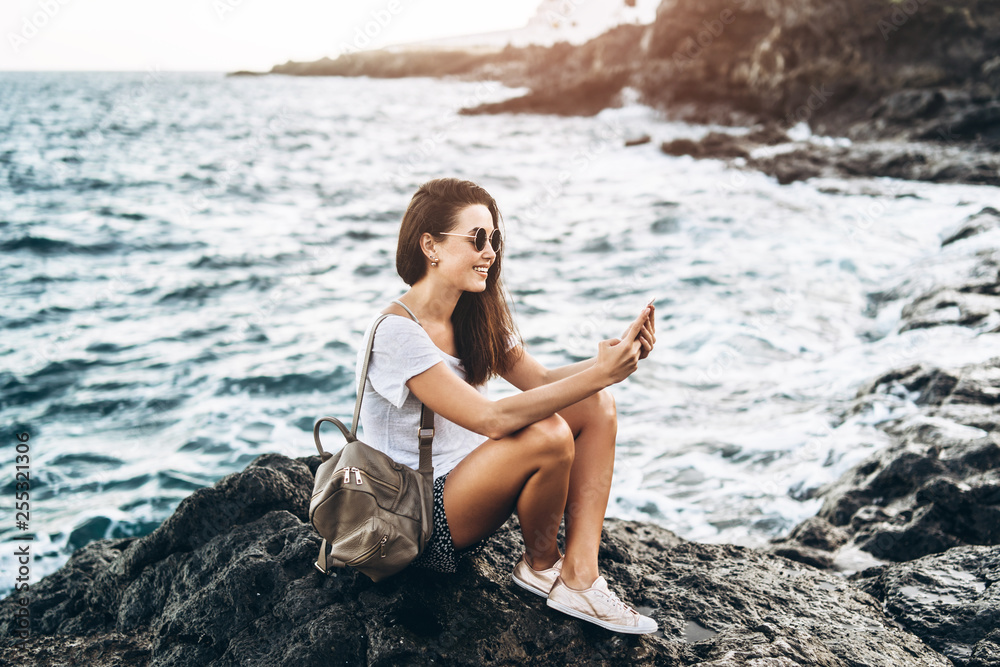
xmin=0 ymin=453 xmax=951 ymax=666
xmin=458 ymin=25 xmax=645 ymax=117
xmin=900 ymin=285 xmax=1000 ymax=333
xmin=898 ymin=240 xmax=1000 ymax=336
xmin=774 ymin=357 xmax=1000 ymax=568
xmin=852 ymin=545 xmax=1000 ymax=666
xmin=746 ymin=140 xmax=1000 ymax=186
xmin=971 ymin=631 xmax=1000 ymax=667
xmin=661 ymin=131 xmax=752 ymax=159
xmin=656 ymin=132 xmax=1000 ymax=187
xmin=639 ymin=0 xmax=1000 ymax=186
xmin=861 ymin=209 xmax=1000 ymax=335
xmin=769 ymin=355 xmax=1000 ymax=664
xmin=460 ymin=67 xmax=632 ymax=117
xmin=269 ymin=50 xmax=500 ymax=78
xmin=767 ymin=516 xmax=851 ymax=569
xmin=658 ymin=124 xmax=791 ymax=162
xmin=638 ymin=0 xmax=1000 ymax=145
xmin=625 ymin=134 xmax=652 ymax=147
xmin=943 ymin=207 xmax=1000 ymax=247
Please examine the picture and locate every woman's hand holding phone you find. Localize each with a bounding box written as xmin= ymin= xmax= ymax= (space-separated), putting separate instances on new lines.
xmin=597 ymin=299 xmax=656 ymax=385
xmin=636 ymin=298 xmax=656 ymax=360
xmin=619 ymin=298 xmax=656 ymax=359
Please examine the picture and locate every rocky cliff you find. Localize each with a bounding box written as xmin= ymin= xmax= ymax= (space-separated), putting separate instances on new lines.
xmin=245 ymin=0 xmax=1000 ymax=186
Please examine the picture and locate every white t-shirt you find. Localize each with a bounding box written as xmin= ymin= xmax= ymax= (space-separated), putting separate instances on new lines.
xmin=354 ymin=312 xmax=513 ymax=480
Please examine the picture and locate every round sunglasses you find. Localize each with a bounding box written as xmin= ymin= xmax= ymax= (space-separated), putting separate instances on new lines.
xmin=439 ymin=227 xmax=502 ymax=253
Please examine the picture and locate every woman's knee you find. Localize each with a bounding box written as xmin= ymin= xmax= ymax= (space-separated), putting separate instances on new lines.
xmin=524 ymin=414 xmax=575 ymax=463
xmin=595 ymin=388 xmax=617 ymax=426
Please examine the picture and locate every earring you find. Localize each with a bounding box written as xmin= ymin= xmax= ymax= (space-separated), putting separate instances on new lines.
xmin=431 ymin=257 xmax=438 ymax=266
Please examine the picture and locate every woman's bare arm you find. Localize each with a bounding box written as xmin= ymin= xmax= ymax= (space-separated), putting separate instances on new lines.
xmin=489 ymin=363 xmax=608 ymax=436
xmin=506 ymin=306 xmax=655 ymax=389
xmin=406 ymin=357 xmax=607 ymax=440
xmin=405 ymin=310 xmax=649 ymax=439
xmin=545 ymin=357 xmax=598 ymax=385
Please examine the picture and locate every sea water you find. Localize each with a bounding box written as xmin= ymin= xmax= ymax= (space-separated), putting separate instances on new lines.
xmin=2 ymin=71 xmax=999 ymax=594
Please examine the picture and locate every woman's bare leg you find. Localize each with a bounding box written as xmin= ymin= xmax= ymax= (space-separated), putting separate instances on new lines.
xmin=555 ymin=389 xmax=617 ymax=589
xmin=443 ymin=413 xmax=574 ymax=568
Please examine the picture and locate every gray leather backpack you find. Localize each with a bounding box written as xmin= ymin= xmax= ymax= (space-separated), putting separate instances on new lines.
xmin=310 ymin=310 xmax=435 ymax=581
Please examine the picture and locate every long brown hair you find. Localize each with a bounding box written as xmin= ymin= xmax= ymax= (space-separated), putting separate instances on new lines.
xmin=396 ymin=178 xmax=523 ymax=387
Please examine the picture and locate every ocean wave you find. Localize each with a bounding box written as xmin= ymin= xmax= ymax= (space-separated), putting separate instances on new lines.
xmin=42 ymin=397 xmax=143 ymax=418
xmin=0 ymin=234 xmax=122 ymax=255
xmin=0 ymin=305 xmax=74 ymax=330
xmin=84 ymin=342 xmax=137 ymax=354
xmin=49 ymin=452 xmax=125 ymax=467
xmin=158 ymin=469 xmax=220 ymax=490
xmin=338 ymin=210 xmax=405 ymax=222
xmin=190 ymin=254 xmax=261 ymax=269
xmin=157 ymin=277 xmax=277 ymax=302
xmin=66 ymin=514 xmax=162 ymax=552
xmin=179 ymin=437 xmax=233 ymax=453
xmin=28 ymin=358 xmax=108 ymax=379
xmin=94 ymin=206 xmax=147 ymax=220
xmin=216 ymin=368 xmax=352 ymax=396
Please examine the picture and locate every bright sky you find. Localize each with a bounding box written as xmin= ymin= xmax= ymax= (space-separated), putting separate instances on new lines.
xmin=1 ymin=0 xmax=541 ymax=71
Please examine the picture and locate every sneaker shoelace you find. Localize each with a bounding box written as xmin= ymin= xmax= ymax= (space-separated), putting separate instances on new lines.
xmin=599 ymin=589 xmax=637 ymax=617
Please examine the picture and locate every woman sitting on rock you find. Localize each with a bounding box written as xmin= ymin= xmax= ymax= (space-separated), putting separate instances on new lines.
xmin=357 ymin=177 xmax=658 ymax=634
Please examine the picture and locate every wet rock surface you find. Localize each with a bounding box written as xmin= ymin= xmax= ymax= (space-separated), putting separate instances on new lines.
xmin=744 ymin=140 xmax=1000 ymax=187
xmin=851 ymin=545 xmax=1000 ymax=666
xmin=660 ymin=131 xmax=755 ymax=160
xmin=767 ymin=356 xmax=1000 ymax=660
xmin=943 ymin=208 xmax=1000 ymax=248
xmin=773 ymin=356 xmax=1000 ymax=568
xmin=1 ymin=453 xmax=951 ymax=666
xmin=918 ymin=207 xmax=1000 ymax=336
xmin=860 ymin=207 xmax=1000 ymax=336
xmin=656 ymin=132 xmax=1000 ymax=186
xmin=765 ymin=225 xmax=1000 ymax=666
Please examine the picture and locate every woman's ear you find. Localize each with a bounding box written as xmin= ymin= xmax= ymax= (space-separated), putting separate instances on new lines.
xmin=420 ymin=232 xmax=437 ymax=258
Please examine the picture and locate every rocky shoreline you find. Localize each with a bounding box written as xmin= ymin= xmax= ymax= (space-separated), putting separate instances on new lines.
xmin=765 ymin=205 xmax=1000 ymax=666
xmin=5 ymin=213 xmax=999 ymax=665
xmin=0 ymin=223 xmax=1000 ymax=667
xmin=1 ymin=207 xmax=998 ymax=664
xmin=234 ymin=0 xmax=1000 ymax=187
xmin=0 ymin=455 xmax=960 ymax=666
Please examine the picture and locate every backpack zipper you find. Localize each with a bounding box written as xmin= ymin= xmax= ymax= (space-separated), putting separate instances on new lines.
xmin=334 ymin=466 xmax=400 ymax=492
xmin=355 ymin=468 xmax=399 ymax=492
xmin=347 ymin=534 xmax=389 ymax=565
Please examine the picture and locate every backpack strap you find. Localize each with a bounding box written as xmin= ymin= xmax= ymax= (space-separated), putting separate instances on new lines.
xmin=391 ymin=298 xmax=421 ymax=324
xmin=350 ymin=303 xmax=434 ymax=475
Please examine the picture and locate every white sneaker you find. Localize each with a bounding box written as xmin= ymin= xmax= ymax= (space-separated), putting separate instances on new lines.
xmin=546 ymin=575 xmax=658 ymax=635
xmin=511 ymin=553 xmax=563 ymax=597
